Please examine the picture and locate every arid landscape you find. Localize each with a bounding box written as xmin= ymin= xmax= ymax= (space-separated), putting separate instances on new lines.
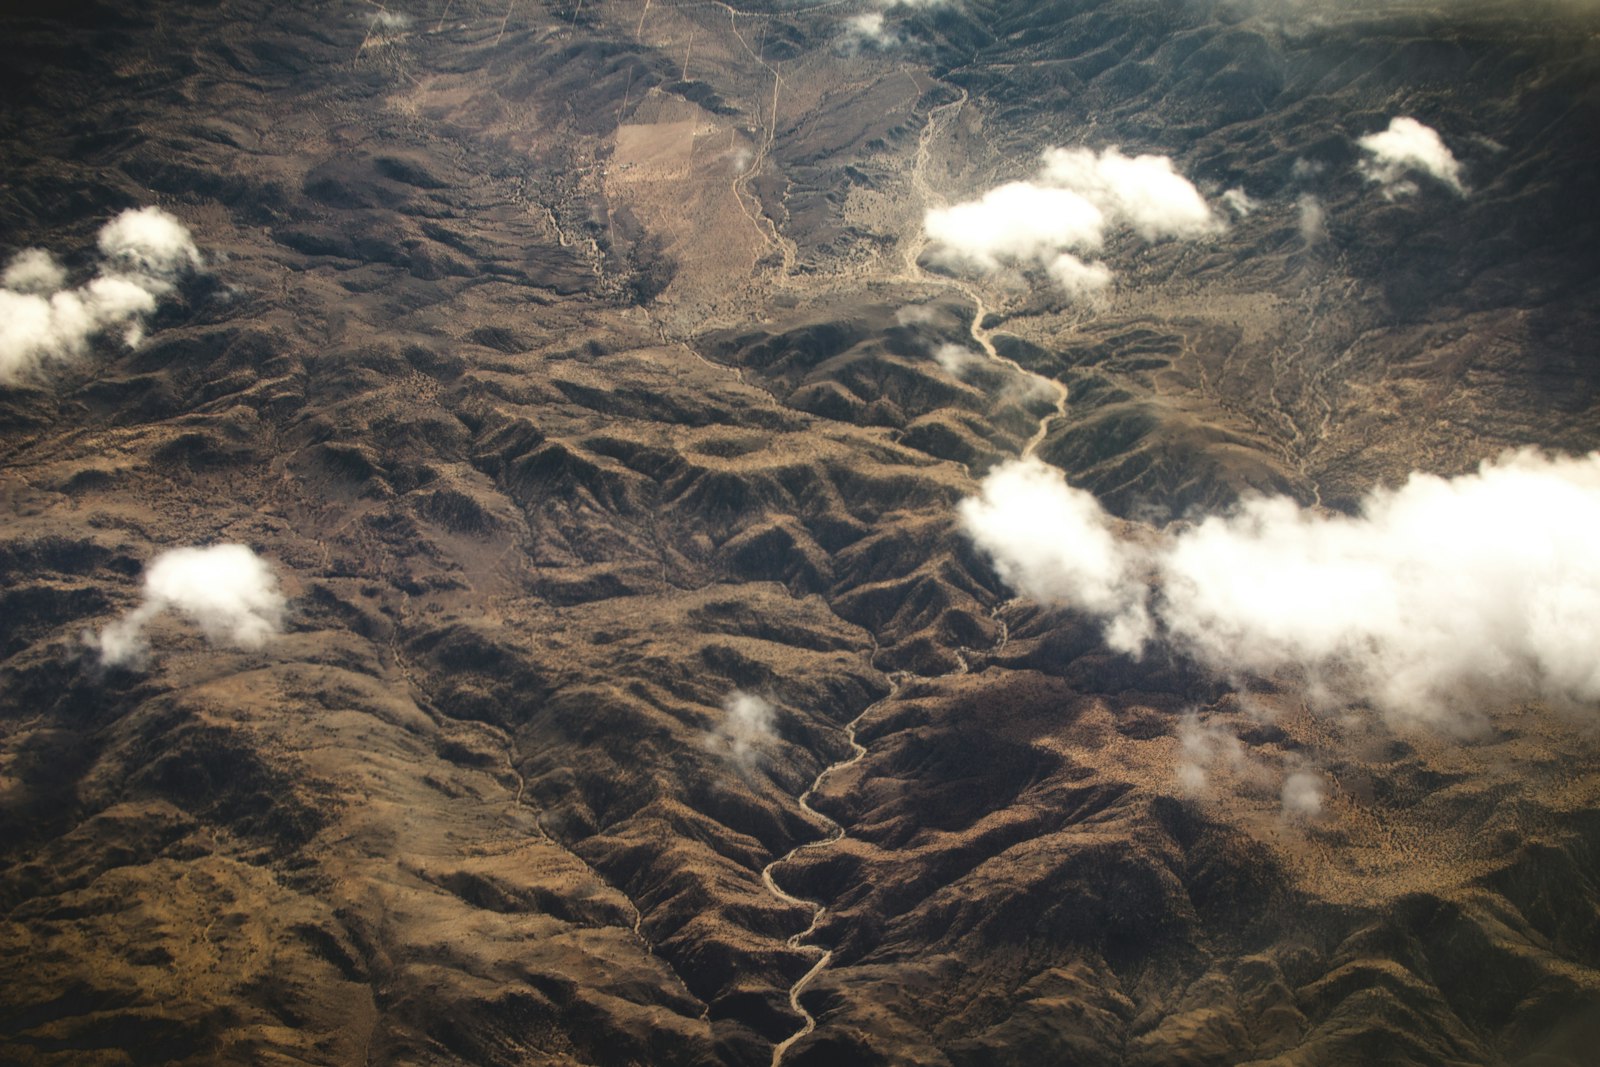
xmin=2 ymin=0 xmax=1600 ymax=1064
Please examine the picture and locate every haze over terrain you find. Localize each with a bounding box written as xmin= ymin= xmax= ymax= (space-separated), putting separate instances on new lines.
xmin=2 ymin=0 xmax=1599 ymax=1064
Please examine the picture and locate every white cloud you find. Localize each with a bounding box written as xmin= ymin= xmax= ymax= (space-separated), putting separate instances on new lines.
xmin=1297 ymin=194 xmax=1326 ymax=245
xmin=924 ymin=146 xmax=1217 ymax=298
xmin=998 ymin=368 xmax=1059 ymax=408
xmin=708 ymin=690 xmax=778 ymax=769
xmin=1280 ymin=770 xmax=1324 ymax=817
xmin=844 ymin=0 xmax=951 ymax=49
xmin=1159 ymin=450 xmax=1600 ymax=726
xmin=933 ymin=342 xmax=980 ymax=378
xmin=957 ymin=459 xmax=1151 ymax=653
xmin=961 ymin=451 xmax=1600 ymax=728
xmin=1358 ymin=117 xmax=1465 ymax=195
xmin=924 ymin=182 xmax=1106 ymax=271
xmin=1290 ymin=158 xmax=1325 ymax=182
xmin=94 ymin=544 xmax=286 ymax=667
xmin=843 ymin=12 xmax=899 ymax=49
xmin=849 ymin=11 xmax=886 ymax=34
xmin=1221 ymin=188 xmax=1257 ymax=217
xmin=0 ymin=280 xmax=159 ymax=381
xmin=3 ymin=249 xmax=67 ymax=294
xmin=1 ymin=207 xmax=201 ymax=385
xmin=96 ymin=206 xmax=203 ymax=282
xmin=1046 ymin=253 xmax=1113 ymax=300
xmin=372 ymin=9 xmax=411 ymax=31
xmin=1039 ymin=147 xmax=1222 ymax=241
xmin=895 ymin=304 xmax=942 ymax=327
xmin=930 ymin=339 xmax=1053 ymax=404
xmin=1175 ymin=712 xmax=1243 ymax=796
xmin=1175 ymin=757 xmax=1209 ymax=796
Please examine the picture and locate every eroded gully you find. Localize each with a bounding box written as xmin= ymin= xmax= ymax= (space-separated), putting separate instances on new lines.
xmin=762 ymin=93 xmax=1062 ymax=1064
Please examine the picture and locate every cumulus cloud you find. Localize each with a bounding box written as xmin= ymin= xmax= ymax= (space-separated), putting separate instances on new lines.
xmin=998 ymin=368 xmax=1060 ymax=409
xmin=928 ymin=338 xmax=1054 ymax=404
xmin=842 ymin=12 xmax=899 ymax=50
xmin=1 ymin=207 xmax=201 ymax=385
xmin=925 ymin=182 xmax=1105 ymax=270
xmin=957 ymin=459 xmax=1152 ymax=653
xmin=1280 ymin=770 xmax=1324 ymax=817
xmin=1221 ymin=188 xmax=1257 ymax=217
xmin=1175 ymin=712 xmax=1244 ymax=796
xmin=894 ymin=304 xmax=943 ymax=328
xmin=96 ymin=206 xmax=203 ymax=279
xmin=919 ymin=336 xmax=1052 ymax=404
xmin=1046 ymin=253 xmax=1113 ymax=300
xmin=1290 ymin=158 xmax=1325 ymax=182
xmin=707 ymin=690 xmax=778 ymax=769
xmin=842 ymin=0 xmax=951 ymax=49
xmin=3 ymin=249 xmax=68 ymax=294
xmin=961 ymin=451 xmax=1600 ymax=728
xmin=924 ymin=146 xmax=1218 ymax=297
xmin=1358 ymin=117 xmax=1465 ymax=195
xmin=0 ymin=280 xmax=159 ymax=379
xmin=1176 ymin=711 xmax=1322 ymax=813
xmin=1038 ymin=147 xmax=1222 ymax=241
xmin=1297 ymin=194 xmax=1327 ymax=245
xmin=1160 ymin=451 xmax=1600 ymax=725
xmin=933 ymin=342 xmax=980 ymax=378
xmin=371 ymin=9 xmax=411 ymax=31
xmin=93 ymin=544 xmax=286 ymax=667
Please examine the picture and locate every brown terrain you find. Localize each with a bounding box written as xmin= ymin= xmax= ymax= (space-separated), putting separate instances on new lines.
xmin=2 ymin=1 xmax=1599 ymax=1065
